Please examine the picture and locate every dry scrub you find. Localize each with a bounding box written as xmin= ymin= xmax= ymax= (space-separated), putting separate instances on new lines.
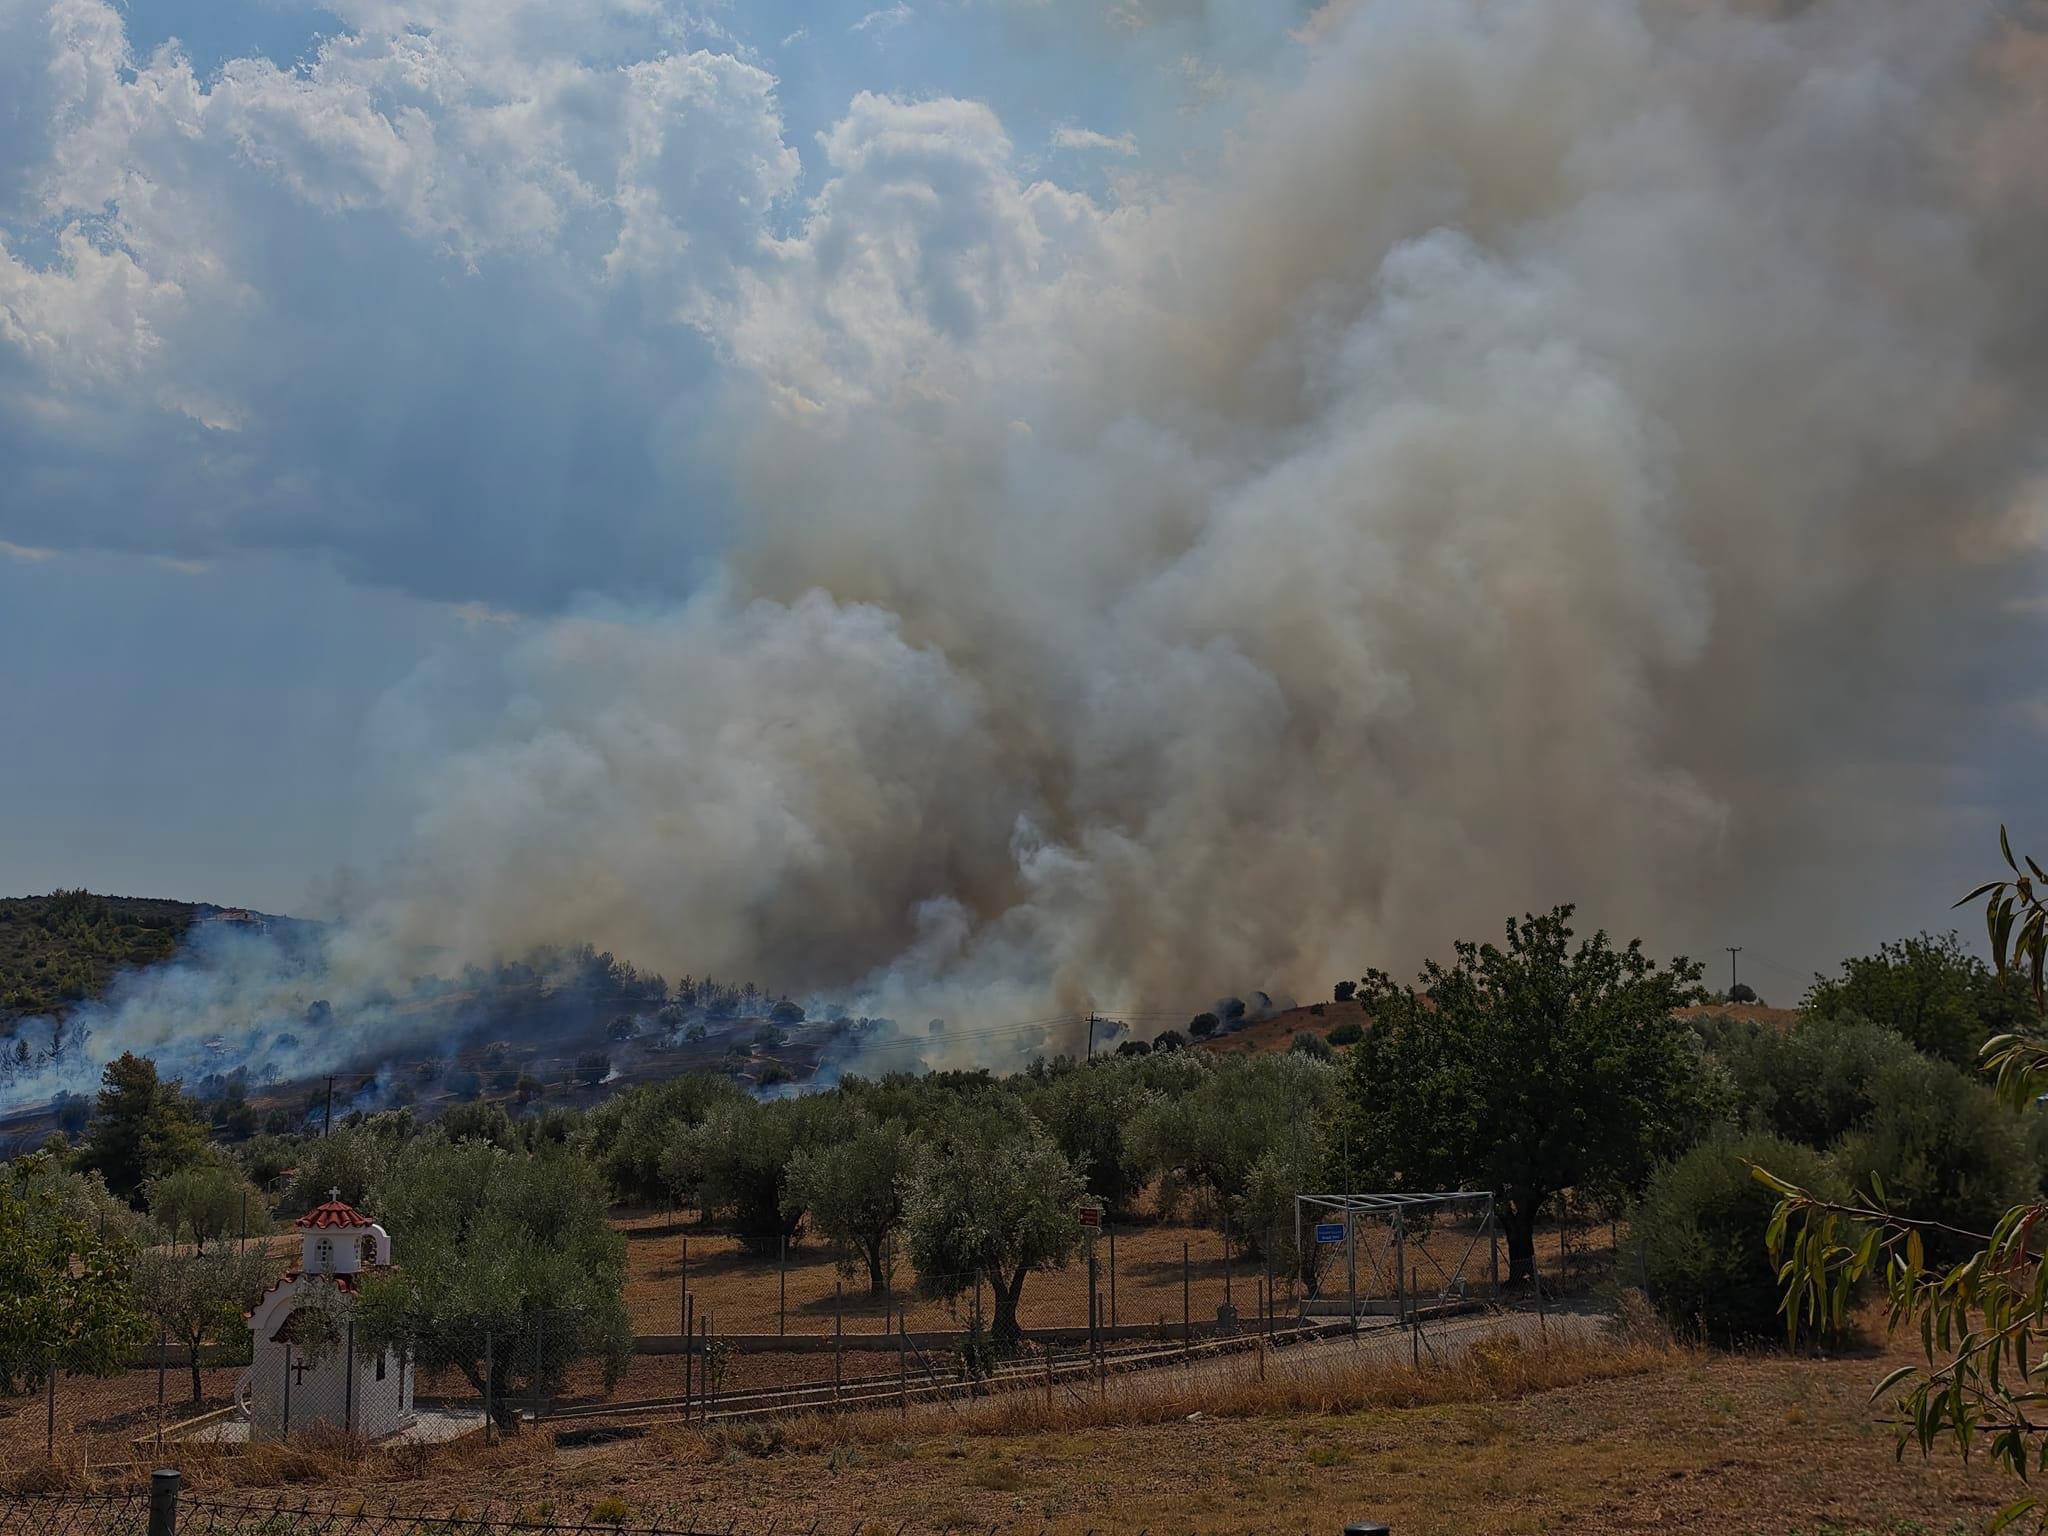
xmin=664 ymin=1327 xmax=1687 ymax=1462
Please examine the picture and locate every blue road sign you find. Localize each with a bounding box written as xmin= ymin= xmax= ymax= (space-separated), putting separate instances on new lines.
xmin=1314 ymin=1221 xmax=1346 ymax=1244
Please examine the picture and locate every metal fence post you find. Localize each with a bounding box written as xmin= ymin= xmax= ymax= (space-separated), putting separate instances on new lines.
xmin=1108 ymin=1224 xmax=1117 ymax=1328
xmin=778 ymin=1236 xmax=787 ymax=1338
xmin=282 ymin=1341 xmax=292 ymax=1439
xmin=898 ymin=1307 xmax=909 ymax=1418
xmin=344 ymin=1321 xmax=356 ymax=1432
xmin=45 ymin=1364 xmax=55 ymax=1457
xmin=684 ymin=1294 xmax=695 ymax=1414
xmin=483 ymin=1330 xmax=494 ymax=1443
xmin=833 ymin=1282 xmax=844 ymax=1411
xmin=156 ymin=1331 xmax=168 ymax=1450
xmin=1182 ymin=1241 xmax=1191 ymax=1357
xmin=1393 ymin=1212 xmax=1407 ymax=1328
xmin=530 ymin=1313 xmax=544 ymax=1426
xmin=148 ymin=1468 xmax=181 ymax=1536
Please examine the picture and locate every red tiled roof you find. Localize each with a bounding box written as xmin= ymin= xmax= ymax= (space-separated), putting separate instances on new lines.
xmin=296 ymin=1199 xmax=373 ymax=1229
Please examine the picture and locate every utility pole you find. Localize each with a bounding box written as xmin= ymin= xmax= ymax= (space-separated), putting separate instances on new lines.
xmin=1086 ymin=1013 xmax=1096 ymax=1061
xmin=323 ymin=1076 xmax=335 ymax=1138
xmin=1725 ymin=946 xmax=1743 ymax=994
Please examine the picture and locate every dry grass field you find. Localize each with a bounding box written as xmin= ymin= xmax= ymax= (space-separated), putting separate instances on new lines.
xmin=617 ymin=1210 xmax=1620 ymax=1337
xmin=43 ymin=1323 xmax=2004 ymax=1535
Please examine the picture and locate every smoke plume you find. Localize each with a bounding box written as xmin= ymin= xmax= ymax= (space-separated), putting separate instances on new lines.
xmin=12 ymin=0 xmax=2048 ymax=1102
xmin=353 ymin=0 xmax=2048 ymax=1025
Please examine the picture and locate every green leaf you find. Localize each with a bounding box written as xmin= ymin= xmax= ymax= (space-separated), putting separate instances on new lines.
xmin=1870 ymin=1364 xmax=1918 ymax=1403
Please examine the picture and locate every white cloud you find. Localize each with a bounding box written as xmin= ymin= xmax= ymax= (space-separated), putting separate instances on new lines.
xmin=853 ymin=4 xmax=913 ymax=34
xmin=1051 ymin=125 xmax=1138 ymax=155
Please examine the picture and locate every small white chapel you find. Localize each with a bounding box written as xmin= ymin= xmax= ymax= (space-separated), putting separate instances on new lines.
xmin=243 ymin=1192 xmax=415 ymax=1440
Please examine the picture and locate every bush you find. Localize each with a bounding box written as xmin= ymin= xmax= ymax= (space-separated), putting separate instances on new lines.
xmin=1153 ymin=1030 xmax=1186 ymax=1053
xmin=1327 ymin=1020 xmax=1363 ymax=1047
xmin=1834 ymin=1055 xmax=2035 ymax=1260
xmin=1187 ymin=1013 xmax=1219 ymax=1039
xmin=1703 ymin=1013 xmax=1918 ymax=1149
xmin=1634 ymin=1132 xmax=1842 ymax=1342
xmin=1290 ymin=1031 xmax=1333 ymax=1061
xmin=1333 ymin=981 xmax=1356 ymax=1004
xmin=575 ymin=1051 xmax=612 ymax=1087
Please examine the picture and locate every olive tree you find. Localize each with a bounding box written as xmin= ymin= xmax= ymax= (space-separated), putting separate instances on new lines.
xmin=353 ymin=1140 xmax=630 ymax=1431
xmin=1130 ymin=1053 xmax=1335 ymax=1253
xmin=784 ymin=1115 xmax=915 ymax=1294
xmin=148 ymin=1158 xmax=265 ymax=1252
xmin=133 ymin=1244 xmax=281 ymax=1402
xmin=901 ymin=1120 xmax=1084 ymax=1348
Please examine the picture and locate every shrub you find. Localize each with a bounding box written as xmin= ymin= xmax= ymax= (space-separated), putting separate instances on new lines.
xmin=1333 ymin=981 xmax=1356 ymax=1004
xmin=1833 ymin=1054 xmax=2034 ymax=1260
xmin=1290 ymin=1031 xmax=1333 ymax=1061
xmin=1327 ymin=1020 xmax=1363 ymax=1047
xmin=575 ymin=1051 xmax=612 ymax=1087
xmin=1633 ymin=1131 xmax=1842 ymax=1342
xmin=1703 ymin=1012 xmax=1918 ymax=1149
xmin=1153 ymin=1030 xmax=1186 ymax=1053
xmin=1187 ymin=1013 xmax=1219 ymax=1039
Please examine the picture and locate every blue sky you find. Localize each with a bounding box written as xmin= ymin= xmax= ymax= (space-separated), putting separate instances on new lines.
xmin=4 ymin=0 xmax=2046 ymax=1002
xmin=0 ymin=0 xmax=1315 ymax=911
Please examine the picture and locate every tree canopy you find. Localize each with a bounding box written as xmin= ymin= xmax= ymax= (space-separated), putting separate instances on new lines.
xmin=901 ymin=1120 xmax=1084 ymax=1347
xmin=0 ymin=1153 xmax=146 ymax=1393
xmin=784 ymin=1114 xmax=915 ymax=1294
xmin=1803 ymin=930 xmax=2035 ymax=1068
xmin=1340 ymin=906 xmax=1712 ymax=1284
xmin=353 ymin=1139 xmax=631 ymax=1430
xmin=75 ymin=1052 xmax=208 ymax=1204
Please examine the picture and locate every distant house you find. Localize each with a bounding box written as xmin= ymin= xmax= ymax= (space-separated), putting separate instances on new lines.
xmin=243 ymin=1195 xmax=414 ymax=1440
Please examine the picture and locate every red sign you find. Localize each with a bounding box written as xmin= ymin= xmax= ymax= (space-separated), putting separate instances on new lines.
xmin=1079 ymin=1206 xmax=1102 ymax=1228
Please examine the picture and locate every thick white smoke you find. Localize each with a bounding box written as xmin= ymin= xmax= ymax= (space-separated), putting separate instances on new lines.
xmin=348 ymin=0 xmax=2048 ymax=1033
xmin=11 ymin=0 xmax=2048 ymax=1106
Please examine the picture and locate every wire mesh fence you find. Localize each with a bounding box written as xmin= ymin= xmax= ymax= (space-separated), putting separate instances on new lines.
xmin=0 ymin=1215 xmax=1623 ymax=1472
xmin=0 ymin=1478 xmax=1376 ymax=1536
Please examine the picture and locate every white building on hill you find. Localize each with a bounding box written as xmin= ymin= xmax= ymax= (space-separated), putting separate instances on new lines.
xmin=243 ymin=1194 xmax=414 ymax=1440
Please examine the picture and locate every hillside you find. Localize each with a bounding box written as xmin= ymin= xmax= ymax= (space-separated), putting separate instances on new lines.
xmin=1197 ymin=998 xmax=1368 ymax=1054
xmin=0 ymin=889 xmax=210 ymax=1023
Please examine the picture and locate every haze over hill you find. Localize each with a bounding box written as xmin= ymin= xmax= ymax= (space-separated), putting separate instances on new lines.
xmin=5 ymin=0 xmax=2048 ymax=1083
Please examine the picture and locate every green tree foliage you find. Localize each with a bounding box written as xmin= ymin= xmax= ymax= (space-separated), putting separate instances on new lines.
xmin=284 ymin=1117 xmax=415 ymax=1212
xmin=1131 ymin=1053 xmax=1335 ymax=1254
xmin=1342 ymin=907 xmax=1711 ymax=1285
xmin=1327 ymin=1019 xmax=1363 ymax=1047
xmin=132 ymin=1244 xmax=282 ymax=1402
xmin=1024 ymin=1060 xmax=1157 ymax=1216
xmin=901 ymin=1121 xmax=1084 ymax=1347
xmin=677 ymin=1095 xmax=851 ymax=1255
xmin=1187 ymin=1013 xmax=1218 ymax=1039
xmin=76 ymin=1052 xmax=208 ymax=1203
xmin=1803 ymin=931 xmax=2035 ymax=1069
xmin=1700 ymin=1012 xmax=1918 ymax=1148
xmin=354 ymin=1140 xmax=631 ymax=1431
xmin=148 ymin=1157 xmax=266 ymax=1252
xmin=784 ymin=1115 xmax=915 ymax=1294
xmin=1290 ymin=1030 xmax=1333 ymax=1061
xmin=575 ymin=1051 xmax=612 ymax=1087
xmin=1633 ymin=1132 xmax=1838 ymax=1342
xmin=1831 ymin=1055 xmax=2034 ymax=1261
xmin=0 ymin=1153 xmax=146 ymax=1393
xmin=1764 ymin=830 xmax=2048 ymax=1523
xmin=0 ymin=891 xmax=200 ymax=1024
